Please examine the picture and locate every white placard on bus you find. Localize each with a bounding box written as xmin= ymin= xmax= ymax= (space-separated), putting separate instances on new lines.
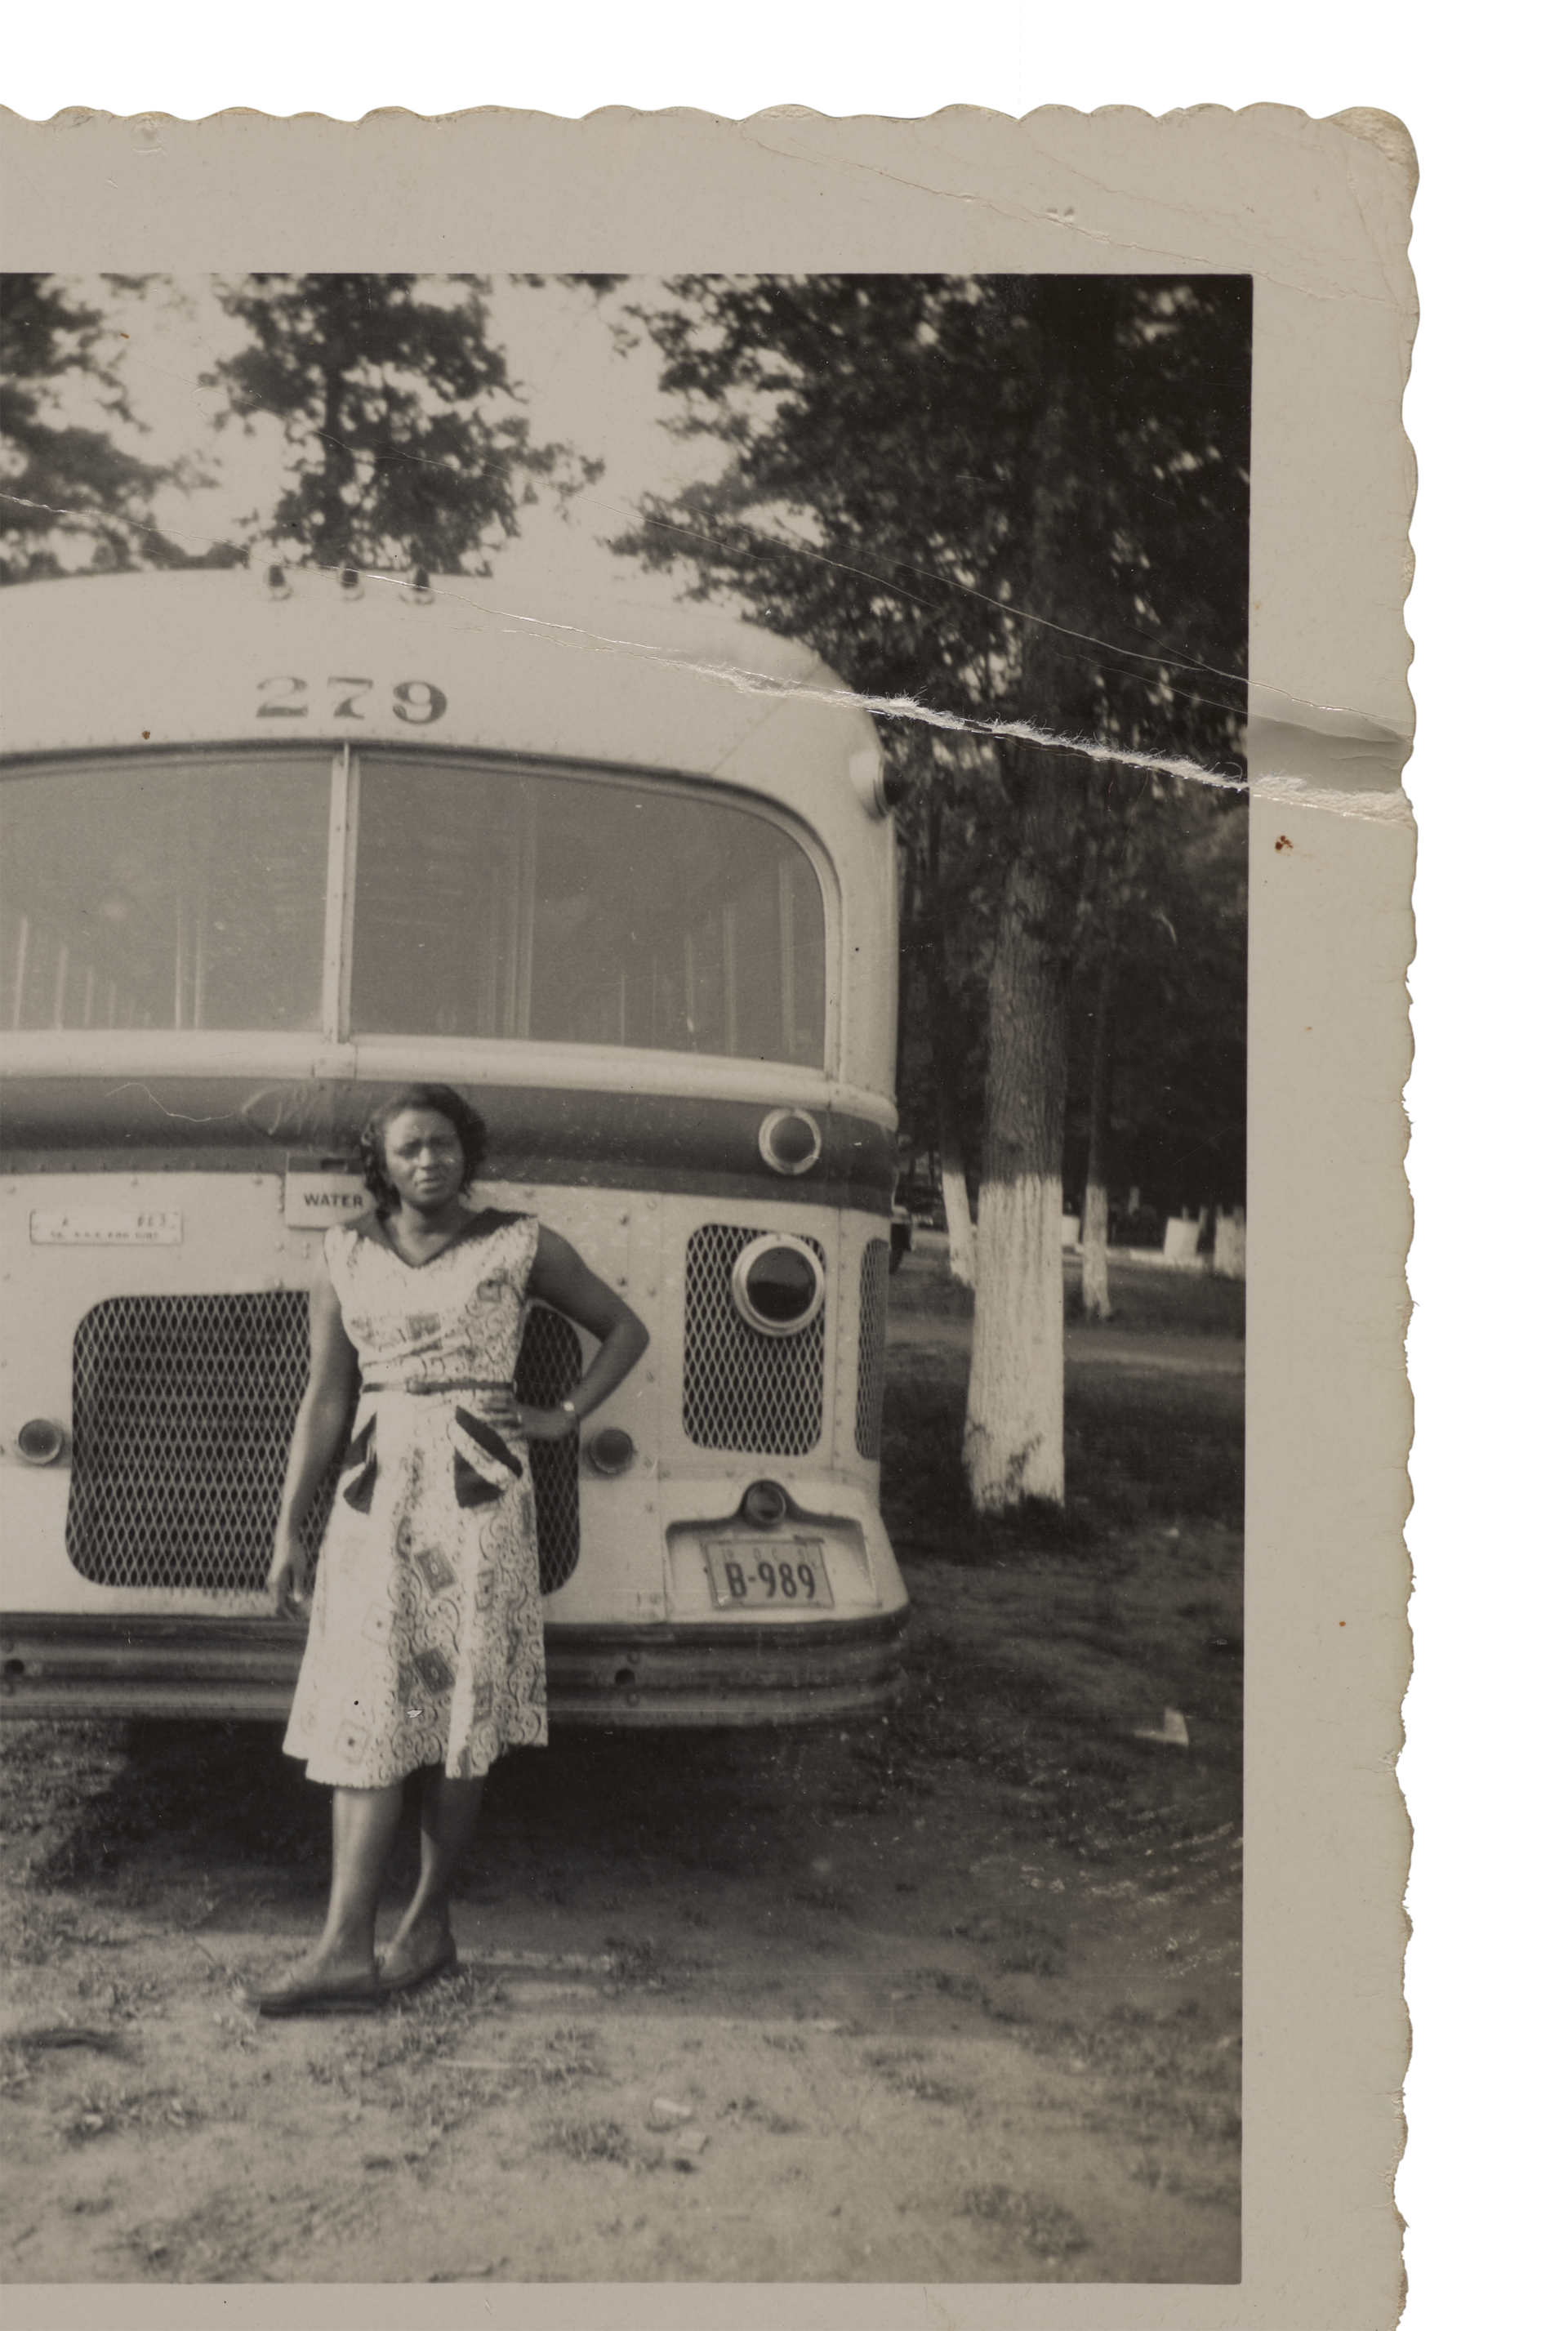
xmin=284 ymin=1172 xmax=372 ymax=1229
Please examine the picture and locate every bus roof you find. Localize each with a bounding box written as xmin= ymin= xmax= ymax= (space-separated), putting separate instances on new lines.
xmin=0 ymin=568 xmax=882 ymax=791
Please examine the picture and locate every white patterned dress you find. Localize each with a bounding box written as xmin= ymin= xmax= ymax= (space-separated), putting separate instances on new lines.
xmin=282 ymin=1210 xmax=549 ymax=1788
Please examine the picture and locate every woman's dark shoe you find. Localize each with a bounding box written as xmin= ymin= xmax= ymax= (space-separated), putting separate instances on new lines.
xmin=240 ymin=1969 xmax=385 ymax=2018
xmin=376 ymin=1938 xmax=461 ymax=1995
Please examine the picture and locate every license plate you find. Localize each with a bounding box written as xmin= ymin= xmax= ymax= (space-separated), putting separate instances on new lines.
xmin=702 ymin=1537 xmax=834 ymax=1611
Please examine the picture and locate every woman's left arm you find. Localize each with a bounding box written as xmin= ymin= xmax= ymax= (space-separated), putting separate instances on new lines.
xmin=519 ymin=1226 xmax=651 ymax=1441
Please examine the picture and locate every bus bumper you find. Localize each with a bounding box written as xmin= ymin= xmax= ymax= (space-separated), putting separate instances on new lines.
xmin=0 ymin=1610 xmax=908 ymax=1728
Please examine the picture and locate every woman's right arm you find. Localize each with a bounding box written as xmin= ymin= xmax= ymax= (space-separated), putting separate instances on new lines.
xmin=266 ymin=1249 xmax=360 ymax=1617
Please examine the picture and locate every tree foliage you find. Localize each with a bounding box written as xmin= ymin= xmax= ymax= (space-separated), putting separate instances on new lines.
xmin=617 ymin=274 xmax=1250 ymax=1208
xmin=1065 ymin=782 xmax=1248 ymax=1223
xmin=206 ymin=274 xmax=599 ymax=574
xmin=0 ymin=274 xmax=224 ymax=584
xmin=613 ymin=274 xmax=1248 ymax=749
xmin=613 ymin=274 xmax=1251 ymax=1509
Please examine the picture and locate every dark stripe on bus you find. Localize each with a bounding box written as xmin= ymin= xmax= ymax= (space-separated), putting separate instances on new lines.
xmin=0 ymin=1077 xmax=898 ymax=1206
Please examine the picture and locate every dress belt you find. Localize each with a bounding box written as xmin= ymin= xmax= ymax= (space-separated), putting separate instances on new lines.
xmin=360 ymin=1379 xmax=516 ymax=1396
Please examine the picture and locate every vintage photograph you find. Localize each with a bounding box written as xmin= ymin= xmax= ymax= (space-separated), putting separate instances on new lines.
xmin=0 ymin=264 xmax=1251 ymax=2285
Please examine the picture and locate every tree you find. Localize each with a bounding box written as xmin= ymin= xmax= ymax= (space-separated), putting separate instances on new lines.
xmin=896 ymin=732 xmax=991 ymax=1290
xmin=205 ymin=274 xmax=599 ymax=575
xmin=1067 ymin=778 xmax=1248 ymax=1238
xmin=612 ymin=273 xmax=1250 ymax=1511
xmin=0 ymin=274 xmax=225 ymax=584
xmin=1067 ymin=776 xmax=1247 ymax=1319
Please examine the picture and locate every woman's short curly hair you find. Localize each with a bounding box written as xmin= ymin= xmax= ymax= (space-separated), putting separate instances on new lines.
xmin=358 ymin=1084 xmax=489 ymax=1209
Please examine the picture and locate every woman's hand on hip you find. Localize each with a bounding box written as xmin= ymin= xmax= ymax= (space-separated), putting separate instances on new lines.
xmin=267 ymin=1527 xmax=314 ymax=1619
xmin=516 ymin=1404 xmax=579 ymax=1443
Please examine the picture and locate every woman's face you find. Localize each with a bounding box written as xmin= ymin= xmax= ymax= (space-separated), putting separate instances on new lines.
xmin=381 ymin=1109 xmax=466 ymax=1215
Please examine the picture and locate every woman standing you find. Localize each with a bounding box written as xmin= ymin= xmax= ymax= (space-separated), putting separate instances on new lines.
xmin=244 ymin=1083 xmax=648 ymax=2017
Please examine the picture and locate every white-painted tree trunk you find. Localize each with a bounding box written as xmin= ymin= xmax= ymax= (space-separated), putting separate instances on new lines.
xmin=941 ymin=1149 xmax=977 ymax=1288
xmin=1080 ymin=1178 xmax=1111 ymax=1318
xmin=964 ymin=1171 xmax=1067 ymax=1509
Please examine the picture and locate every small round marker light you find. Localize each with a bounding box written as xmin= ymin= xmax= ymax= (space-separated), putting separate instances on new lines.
xmin=742 ymin=1480 xmax=789 ymax=1528
xmin=585 ymin=1426 xmax=635 ymax=1477
xmin=758 ymin=1108 xmax=822 ymax=1177
xmin=16 ymin=1419 xmax=66 ymax=1466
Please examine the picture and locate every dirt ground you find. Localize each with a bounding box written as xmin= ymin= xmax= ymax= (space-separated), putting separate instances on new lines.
xmin=1 ymin=1247 xmax=1244 ymax=2286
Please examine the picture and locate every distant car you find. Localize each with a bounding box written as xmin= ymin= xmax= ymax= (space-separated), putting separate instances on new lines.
xmin=889 ymin=1206 xmax=914 ymax=1270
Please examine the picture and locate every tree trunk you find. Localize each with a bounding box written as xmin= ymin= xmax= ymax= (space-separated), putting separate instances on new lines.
xmin=964 ymin=774 xmax=1076 ymax=1511
xmin=1080 ymin=943 xmax=1118 ymax=1321
xmin=937 ymin=1108 xmax=976 ymax=1288
xmin=918 ymin=784 xmax=978 ymax=1290
xmin=963 ymin=278 xmax=1116 ymax=1513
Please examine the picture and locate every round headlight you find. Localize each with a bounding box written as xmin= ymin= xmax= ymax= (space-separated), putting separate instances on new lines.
xmin=16 ymin=1419 xmax=66 ymax=1466
xmin=758 ymin=1108 xmax=822 ymax=1177
xmin=731 ymin=1235 xmax=826 ymax=1337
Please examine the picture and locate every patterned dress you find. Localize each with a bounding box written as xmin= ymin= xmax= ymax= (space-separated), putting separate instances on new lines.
xmin=282 ymin=1210 xmax=549 ymax=1788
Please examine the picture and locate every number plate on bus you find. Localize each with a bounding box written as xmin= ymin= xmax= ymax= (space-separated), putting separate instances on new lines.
xmin=30 ymin=1209 xmax=182 ymax=1246
xmin=702 ymin=1538 xmax=834 ymax=1611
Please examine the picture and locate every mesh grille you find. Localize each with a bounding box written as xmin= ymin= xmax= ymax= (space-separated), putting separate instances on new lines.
xmin=856 ymin=1239 xmax=890 ymax=1460
xmin=514 ymin=1306 xmax=582 ymax=1594
xmin=683 ymin=1223 xmax=826 ymax=1455
xmin=67 ymin=1293 xmax=334 ymax=1592
xmin=65 ymin=1291 xmax=583 ymax=1598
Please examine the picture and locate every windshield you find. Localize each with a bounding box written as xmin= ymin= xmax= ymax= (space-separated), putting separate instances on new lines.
xmin=350 ymin=755 xmax=826 ymax=1066
xmin=2 ymin=750 xmax=827 ymax=1067
xmin=2 ymin=754 xmax=331 ymax=1032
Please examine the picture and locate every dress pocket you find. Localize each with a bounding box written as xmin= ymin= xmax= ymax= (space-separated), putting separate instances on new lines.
xmin=340 ymin=1414 xmax=378 ymax=1513
xmin=451 ymin=1406 xmax=524 ymax=1509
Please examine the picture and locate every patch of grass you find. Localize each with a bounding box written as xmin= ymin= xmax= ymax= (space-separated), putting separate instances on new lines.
xmin=880 ymin=1249 xmax=1244 ymax=1568
xmin=1064 ymin=1257 xmax=1245 ymax=1339
xmin=4 ymin=1899 xmax=130 ymax=1959
xmin=790 ymin=1883 xmax=852 ymax=1914
xmin=55 ymin=2080 xmax=199 ymax=2145
xmin=604 ymin=1933 xmax=670 ymax=1988
xmin=1033 ymin=2003 xmax=1241 ymax=2149
xmin=961 ymin=2183 xmax=1089 ymax=2263
xmin=997 ymin=1944 xmax=1062 ymax=1980
xmin=723 ymin=2093 xmax=807 ymax=2134
xmin=888 ymin=1263 xmax=976 ymax=1321
xmin=538 ymin=2116 xmax=637 ymax=2166
xmin=310 ymin=1967 xmax=495 ymax=2082
xmin=1160 ymin=2166 xmax=1242 ymax=2210
xmin=880 ymin=1362 xmax=1242 ymax=1567
xmin=862 ymin=2046 xmax=973 ymax=2107
xmin=22 ymin=1719 xmax=324 ymax=1893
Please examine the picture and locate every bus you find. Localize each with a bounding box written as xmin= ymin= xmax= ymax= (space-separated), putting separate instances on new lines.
xmin=0 ymin=565 xmax=908 ymax=1727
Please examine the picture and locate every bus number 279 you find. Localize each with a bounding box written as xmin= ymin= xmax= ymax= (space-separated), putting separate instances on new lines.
xmin=256 ymin=675 xmax=448 ymax=724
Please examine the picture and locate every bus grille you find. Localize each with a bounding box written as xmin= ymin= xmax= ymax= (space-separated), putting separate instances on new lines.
xmin=856 ymin=1240 xmax=889 ymax=1460
xmin=682 ymin=1224 xmax=826 ymax=1455
xmin=67 ymin=1292 xmax=332 ymax=1592
xmin=65 ymin=1292 xmax=583 ymax=1597
xmin=514 ymin=1306 xmax=582 ymax=1594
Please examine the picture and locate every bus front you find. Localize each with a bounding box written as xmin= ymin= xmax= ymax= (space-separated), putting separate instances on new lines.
xmin=0 ymin=570 xmax=908 ymax=1724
